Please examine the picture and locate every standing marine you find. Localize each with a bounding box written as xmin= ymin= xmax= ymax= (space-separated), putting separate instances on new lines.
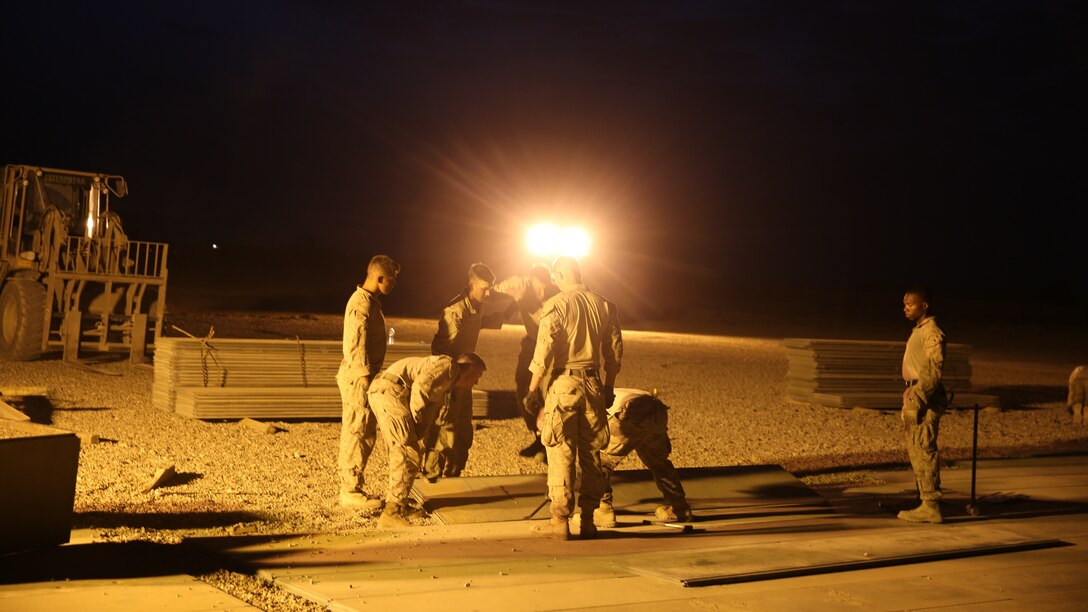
xmin=524 ymin=256 xmax=623 ymax=540
xmin=1069 ymin=365 xmax=1087 ymax=425
xmin=899 ymin=287 xmax=948 ymax=523
xmin=336 ymin=255 xmax=399 ymax=511
xmin=425 ymin=262 xmax=508 ymax=478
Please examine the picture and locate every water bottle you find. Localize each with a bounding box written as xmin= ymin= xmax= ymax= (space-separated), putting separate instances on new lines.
xmin=387 ymin=327 xmax=396 ymax=345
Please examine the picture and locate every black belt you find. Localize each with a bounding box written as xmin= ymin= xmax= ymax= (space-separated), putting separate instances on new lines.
xmin=556 ymin=368 xmax=599 ymax=377
xmin=380 ymin=372 xmax=408 ymax=387
xmin=905 ymin=379 xmax=918 ymax=387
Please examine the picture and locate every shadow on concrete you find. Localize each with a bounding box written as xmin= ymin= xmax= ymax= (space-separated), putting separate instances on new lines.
xmin=689 ymin=505 xmax=832 ymax=522
xmin=834 ymin=491 xmax=1088 ymax=523
xmin=73 ymin=510 xmax=266 ymax=530
xmin=0 ymin=541 xmax=223 ymax=584
xmin=957 ymin=493 xmax=1088 ymax=522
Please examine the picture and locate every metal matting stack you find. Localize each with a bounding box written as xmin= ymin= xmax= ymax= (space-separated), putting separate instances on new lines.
xmin=470 ymin=389 xmax=517 ymax=419
xmin=783 ymin=338 xmax=1000 ymax=409
xmin=154 ymin=337 xmax=430 ymax=419
xmin=154 ymin=337 xmax=514 ymax=419
xmin=174 ymin=386 xmax=344 ymax=419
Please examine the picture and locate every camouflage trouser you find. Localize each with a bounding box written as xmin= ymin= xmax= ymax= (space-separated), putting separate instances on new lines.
xmin=515 ymin=336 xmax=535 ymax=433
xmin=337 ymin=376 xmax=376 ymax=494
xmin=1070 ymin=368 xmax=1087 ymax=422
xmin=599 ymin=398 xmax=687 ymax=509
xmin=538 ymin=373 xmax=610 ymax=519
xmin=368 ymin=380 xmax=422 ymax=505
xmin=422 ymin=386 xmax=473 ymax=478
xmin=1072 ymin=380 xmax=1087 ymax=406
xmin=903 ymin=404 xmax=943 ymax=502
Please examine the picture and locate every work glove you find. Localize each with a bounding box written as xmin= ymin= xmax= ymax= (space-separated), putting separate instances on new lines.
xmin=603 ymin=385 xmax=616 ymax=409
xmin=523 ymin=389 xmax=545 ymax=418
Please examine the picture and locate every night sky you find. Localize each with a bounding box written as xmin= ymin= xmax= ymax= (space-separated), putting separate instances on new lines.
xmin=1 ymin=2 xmax=1084 ymax=319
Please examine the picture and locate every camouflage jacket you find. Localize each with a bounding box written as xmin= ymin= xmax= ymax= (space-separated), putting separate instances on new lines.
xmin=377 ymin=355 xmax=455 ymax=431
xmin=902 ymin=316 xmax=946 ymax=406
xmin=529 ymin=283 xmax=623 ymax=378
xmin=431 ymin=290 xmax=508 ymax=357
xmin=336 ymin=286 xmax=386 ymax=383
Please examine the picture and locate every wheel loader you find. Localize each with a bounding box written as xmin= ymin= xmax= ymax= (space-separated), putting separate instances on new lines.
xmin=0 ymin=164 xmax=167 ymax=362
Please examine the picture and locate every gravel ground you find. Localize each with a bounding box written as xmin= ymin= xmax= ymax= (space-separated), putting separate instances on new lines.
xmin=2 ymin=311 xmax=1084 ymax=609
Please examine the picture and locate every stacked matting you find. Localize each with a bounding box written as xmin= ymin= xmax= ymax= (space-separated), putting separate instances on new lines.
xmin=783 ymin=338 xmax=999 ymax=410
xmin=153 ymin=337 xmax=510 ymax=420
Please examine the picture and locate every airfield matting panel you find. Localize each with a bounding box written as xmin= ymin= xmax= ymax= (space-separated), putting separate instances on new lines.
xmin=615 ymin=525 xmax=1063 ymax=586
xmin=783 ymin=338 xmax=1000 ymax=410
xmin=412 ymin=464 xmax=827 ymax=525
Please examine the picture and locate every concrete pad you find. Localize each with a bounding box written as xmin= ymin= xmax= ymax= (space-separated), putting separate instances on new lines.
xmin=592 ymin=576 xmax=999 ymax=612
xmin=0 ymin=575 xmax=256 ymax=611
xmin=328 ymin=575 xmax=687 ymax=612
xmin=918 ymin=588 xmax=1088 ymax=612
xmin=926 ymin=557 xmax=1088 ymax=598
xmin=267 ymin=557 xmax=633 ymax=602
xmin=0 ymin=538 xmax=255 ymax=611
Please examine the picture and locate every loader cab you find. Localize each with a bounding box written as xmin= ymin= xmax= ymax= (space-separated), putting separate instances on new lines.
xmin=18 ymin=171 xmax=81 ymax=241
xmin=2 ymin=165 xmax=128 ymax=260
xmin=22 ymin=169 xmax=126 ymax=233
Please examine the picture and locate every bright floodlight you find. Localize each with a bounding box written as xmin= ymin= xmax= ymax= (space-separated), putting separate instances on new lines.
xmin=526 ymin=224 xmax=591 ymax=258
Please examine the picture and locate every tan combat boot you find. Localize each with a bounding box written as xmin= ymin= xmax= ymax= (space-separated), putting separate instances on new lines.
xmin=654 ymin=504 xmax=694 ymax=522
xmin=897 ymin=501 xmax=943 ymax=524
xmin=593 ymin=502 xmax=617 ymax=528
xmin=401 ymin=498 xmax=429 ymax=520
xmin=530 ymin=517 xmax=571 ymax=540
xmin=340 ymin=491 xmax=384 ymax=512
xmin=377 ymin=502 xmax=412 ymax=528
xmin=577 ymin=508 xmax=598 ymax=539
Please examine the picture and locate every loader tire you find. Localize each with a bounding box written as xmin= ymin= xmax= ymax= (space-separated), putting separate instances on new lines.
xmin=0 ymin=279 xmax=46 ymax=361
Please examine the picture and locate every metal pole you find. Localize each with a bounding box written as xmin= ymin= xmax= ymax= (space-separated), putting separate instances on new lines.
xmin=967 ymin=403 xmax=980 ymax=517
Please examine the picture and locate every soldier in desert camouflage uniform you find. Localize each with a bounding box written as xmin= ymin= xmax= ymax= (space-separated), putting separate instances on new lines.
xmin=368 ymin=353 xmax=486 ymax=528
xmin=425 ymin=263 xmax=509 ymax=478
xmin=492 ymin=264 xmax=559 ymax=462
xmin=336 ymin=255 xmax=399 ymax=511
xmin=591 ymin=388 xmax=692 ymax=528
xmin=899 ymin=287 xmax=949 ymax=524
xmin=1069 ymin=365 xmax=1087 ymax=425
xmin=523 ymin=257 xmax=623 ymax=540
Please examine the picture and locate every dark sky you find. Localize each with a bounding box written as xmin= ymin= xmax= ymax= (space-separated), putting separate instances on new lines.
xmin=1 ymin=1 xmax=1084 ymax=315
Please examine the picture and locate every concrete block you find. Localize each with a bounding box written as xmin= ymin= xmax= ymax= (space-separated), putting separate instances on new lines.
xmin=0 ymin=421 xmax=80 ymax=552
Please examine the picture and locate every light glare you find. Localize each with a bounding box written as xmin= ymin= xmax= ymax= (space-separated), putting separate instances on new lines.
xmin=526 ymin=223 xmax=591 ymax=258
